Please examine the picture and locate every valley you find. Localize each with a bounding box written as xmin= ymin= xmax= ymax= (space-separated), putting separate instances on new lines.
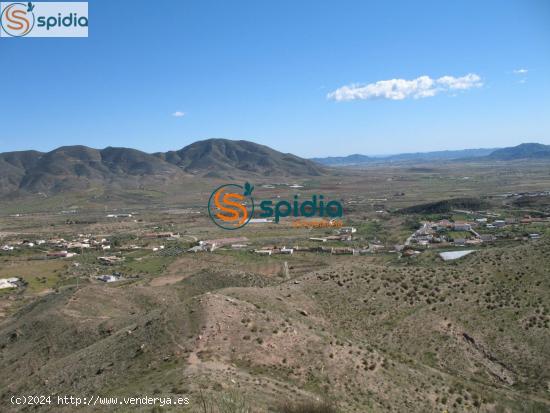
xmin=1 ymin=147 xmax=549 ymax=412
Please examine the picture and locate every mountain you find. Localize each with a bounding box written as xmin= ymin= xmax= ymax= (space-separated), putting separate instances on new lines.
xmin=155 ymin=139 xmax=324 ymax=178
xmin=486 ymin=143 xmax=550 ymax=160
xmin=0 ymin=139 xmax=325 ymax=195
xmin=310 ymin=153 xmax=372 ymax=166
xmin=0 ymin=146 xmax=184 ymax=194
xmin=312 ymin=147 xmax=498 ymax=166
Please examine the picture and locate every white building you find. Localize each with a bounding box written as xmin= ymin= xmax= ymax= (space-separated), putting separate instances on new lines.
xmin=0 ymin=277 xmax=20 ymax=289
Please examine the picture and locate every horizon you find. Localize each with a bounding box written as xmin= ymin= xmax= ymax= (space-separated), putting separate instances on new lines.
xmin=1 ymin=0 xmax=549 ymax=157
xmin=1 ymin=138 xmax=545 ymax=159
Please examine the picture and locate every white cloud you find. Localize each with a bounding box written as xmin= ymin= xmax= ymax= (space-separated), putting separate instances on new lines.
xmin=327 ymin=73 xmax=482 ymax=102
xmin=172 ymin=111 xmax=186 ymax=117
xmin=513 ymin=68 xmax=528 ymax=74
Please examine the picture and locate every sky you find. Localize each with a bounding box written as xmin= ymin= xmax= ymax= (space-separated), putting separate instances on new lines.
xmin=1 ymin=0 xmax=549 ymax=157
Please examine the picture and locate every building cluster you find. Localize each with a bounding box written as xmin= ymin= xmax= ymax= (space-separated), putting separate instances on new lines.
xmin=405 ymin=214 xmax=547 ymax=254
xmin=1 ymin=234 xmax=113 ymax=259
xmin=188 ymin=237 xmax=249 ymax=253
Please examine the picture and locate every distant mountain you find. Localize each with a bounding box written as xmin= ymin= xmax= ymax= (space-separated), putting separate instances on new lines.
xmin=382 ymin=148 xmax=498 ymax=162
xmin=155 ymin=139 xmax=324 ymax=178
xmin=312 ymin=148 xmax=497 ymax=166
xmin=0 ymin=139 xmax=324 ymax=195
xmin=310 ymin=154 xmax=372 ymax=166
xmin=486 ymin=143 xmax=550 ymax=160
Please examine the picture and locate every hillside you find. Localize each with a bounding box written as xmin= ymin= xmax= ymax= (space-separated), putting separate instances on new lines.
xmin=398 ymin=197 xmax=490 ymax=214
xmin=0 ymin=140 xmax=325 ymax=195
xmin=0 ymin=146 xmax=184 ymax=195
xmin=487 ymin=143 xmax=550 ymax=160
xmin=0 ymin=240 xmax=548 ymax=412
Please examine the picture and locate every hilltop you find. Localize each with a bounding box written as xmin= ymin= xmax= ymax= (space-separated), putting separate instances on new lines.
xmin=154 ymin=139 xmax=325 ymax=178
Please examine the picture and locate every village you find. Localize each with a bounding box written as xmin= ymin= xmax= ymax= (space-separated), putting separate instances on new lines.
xmin=1 ymin=204 xmax=548 ymax=293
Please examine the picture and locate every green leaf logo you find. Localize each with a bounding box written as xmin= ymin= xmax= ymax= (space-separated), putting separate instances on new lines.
xmin=243 ymin=182 xmax=254 ymax=196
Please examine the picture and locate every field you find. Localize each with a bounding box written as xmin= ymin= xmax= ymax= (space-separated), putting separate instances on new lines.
xmin=0 ymin=160 xmax=549 ymax=412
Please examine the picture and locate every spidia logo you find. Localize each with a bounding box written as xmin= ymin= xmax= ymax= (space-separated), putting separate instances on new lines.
xmin=208 ymin=182 xmax=255 ymax=230
xmin=208 ymin=182 xmax=344 ymax=230
xmin=0 ymin=2 xmax=88 ymax=38
xmin=0 ymin=2 xmax=34 ymax=37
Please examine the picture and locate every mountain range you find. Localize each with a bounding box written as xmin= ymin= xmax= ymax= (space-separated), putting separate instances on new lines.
xmin=0 ymin=139 xmax=324 ymax=195
xmin=311 ymin=143 xmax=550 ymax=166
xmin=0 ymin=140 xmax=548 ymax=195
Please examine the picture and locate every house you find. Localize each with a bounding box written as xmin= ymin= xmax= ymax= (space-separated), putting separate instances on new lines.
xmin=453 ymin=238 xmax=466 ymax=246
xmin=493 ymin=220 xmax=506 ymax=228
xmin=0 ymin=277 xmax=20 ymax=289
xmin=338 ymin=227 xmax=357 ymax=234
xmin=331 ymin=247 xmax=355 ymax=255
xmin=96 ymin=275 xmax=120 ymax=283
xmin=67 ymin=242 xmax=90 ymax=249
xmin=47 ymin=251 xmax=76 ymax=258
xmin=249 ymin=218 xmax=274 ymax=223
xmin=98 ymin=256 xmax=123 ymax=265
xmin=278 ymin=247 xmax=294 ymax=255
xmin=529 ymin=233 xmax=541 ymax=240
xmin=436 ymin=220 xmax=453 ymax=230
xmin=480 ymin=234 xmax=496 ymax=242
xmin=144 ymin=232 xmax=174 ymax=239
xmin=453 ymin=222 xmax=472 ymax=231
xmin=231 ymin=244 xmax=248 ymax=249
xmin=200 ymin=237 xmax=249 ymax=248
xmin=254 ymin=249 xmax=272 ymax=256
xmin=465 ymin=238 xmax=482 ymax=245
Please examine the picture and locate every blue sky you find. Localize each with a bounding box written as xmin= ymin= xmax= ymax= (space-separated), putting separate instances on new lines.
xmin=1 ymin=0 xmax=549 ymax=157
